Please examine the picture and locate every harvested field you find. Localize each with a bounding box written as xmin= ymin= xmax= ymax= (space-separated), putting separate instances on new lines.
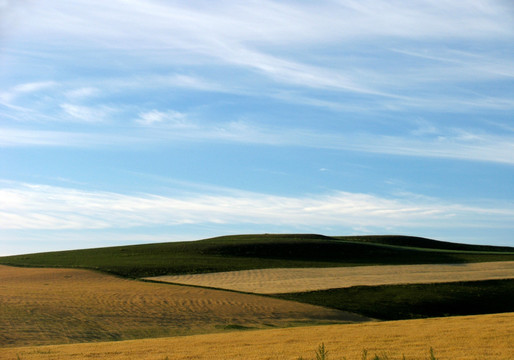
xmin=147 ymin=261 xmax=514 ymax=294
xmin=4 ymin=313 xmax=513 ymax=359
xmin=0 ymin=265 xmax=368 ymax=348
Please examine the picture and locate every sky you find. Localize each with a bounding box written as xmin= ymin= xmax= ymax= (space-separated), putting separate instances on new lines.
xmin=0 ymin=0 xmax=513 ymax=255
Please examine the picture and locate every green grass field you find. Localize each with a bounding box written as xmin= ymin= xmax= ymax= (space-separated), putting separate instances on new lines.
xmin=1 ymin=234 xmax=512 ymax=278
xmin=275 ymin=279 xmax=514 ymax=320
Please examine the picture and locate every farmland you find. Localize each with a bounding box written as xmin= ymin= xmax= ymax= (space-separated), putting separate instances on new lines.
xmin=0 ymin=265 xmax=364 ymax=348
xmin=1 ymin=234 xmax=513 ymax=359
xmin=4 ymin=313 xmax=513 ymax=360
xmin=147 ymin=261 xmax=514 ymax=294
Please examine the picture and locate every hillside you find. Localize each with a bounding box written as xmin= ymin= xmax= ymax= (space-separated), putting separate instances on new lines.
xmin=336 ymin=235 xmax=514 ymax=252
xmin=1 ymin=234 xmax=513 ymax=278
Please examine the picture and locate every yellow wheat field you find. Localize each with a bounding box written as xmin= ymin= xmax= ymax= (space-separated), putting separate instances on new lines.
xmin=3 ymin=313 xmax=513 ymax=360
xmin=0 ymin=265 xmax=368 ymax=348
xmin=147 ymin=261 xmax=514 ymax=293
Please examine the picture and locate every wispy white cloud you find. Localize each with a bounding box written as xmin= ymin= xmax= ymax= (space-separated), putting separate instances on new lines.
xmin=65 ymin=87 xmax=100 ymax=99
xmin=319 ymin=130 xmax=514 ymax=165
xmin=2 ymin=121 xmax=513 ymax=165
xmin=136 ymin=109 xmax=191 ymax=127
xmin=391 ymin=48 xmax=514 ymax=80
xmin=6 ymin=0 xmax=512 ymax=101
xmin=0 ymin=182 xmax=512 ymax=232
xmin=141 ymin=121 xmax=514 ymax=165
xmin=0 ymin=128 xmax=81 ymax=147
xmin=11 ymin=81 xmax=57 ymax=93
xmin=60 ymin=103 xmax=115 ymax=123
xmin=0 ymin=127 xmax=139 ymax=147
xmin=0 ymin=81 xmax=57 ymax=104
xmin=1 ymin=0 xmax=512 ymax=133
xmin=15 ymin=1 xmax=512 ymax=46
xmin=100 ymin=73 xmax=228 ymax=94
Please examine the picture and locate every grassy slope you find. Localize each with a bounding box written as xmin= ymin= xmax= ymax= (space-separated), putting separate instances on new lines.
xmin=275 ymin=279 xmax=514 ymax=320
xmin=336 ymin=235 xmax=514 ymax=252
xmin=0 ymin=234 xmax=513 ymax=278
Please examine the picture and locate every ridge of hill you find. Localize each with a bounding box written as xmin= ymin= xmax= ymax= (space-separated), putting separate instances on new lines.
xmin=1 ymin=234 xmax=512 ymax=278
xmin=335 ymin=235 xmax=514 ymax=252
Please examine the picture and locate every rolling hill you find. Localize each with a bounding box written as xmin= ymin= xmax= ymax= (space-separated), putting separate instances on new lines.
xmin=1 ymin=234 xmax=513 ymax=278
xmin=1 ymin=234 xmax=513 ymax=324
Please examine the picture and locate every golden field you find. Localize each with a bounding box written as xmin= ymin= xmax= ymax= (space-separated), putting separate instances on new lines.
xmin=0 ymin=265 xmax=367 ymax=348
xmin=3 ymin=313 xmax=513 ymax=360
xmin=146 ymin=261 xmax=514 ymax=294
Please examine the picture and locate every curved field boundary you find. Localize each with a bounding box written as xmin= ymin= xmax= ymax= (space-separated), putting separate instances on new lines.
xmin=4 ymin=313 xmax=513 ymax=359
xmin=146 ymin=261 xmax=514 ymax=294
xmin=0 ymin=265 xmax=368 ymax=348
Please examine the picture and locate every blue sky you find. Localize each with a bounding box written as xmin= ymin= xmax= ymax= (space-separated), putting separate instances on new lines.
xmin=1 ymin=0 xmax=513 ymax=255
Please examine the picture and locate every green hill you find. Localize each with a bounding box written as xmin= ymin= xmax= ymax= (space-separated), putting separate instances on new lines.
xmin=336 ymin=235 xmax=514 ymax=252
xmin=1 ymin=234 xmax=512 ymax=278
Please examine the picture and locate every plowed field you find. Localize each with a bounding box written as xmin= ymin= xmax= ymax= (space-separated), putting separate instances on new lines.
xmin=0 ymin=265 xmax=368 ymax=347
xmin=147 ymin=261 xmax=514 ymax=293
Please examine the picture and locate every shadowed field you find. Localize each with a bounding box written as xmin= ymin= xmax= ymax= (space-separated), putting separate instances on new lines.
xmin=146 ymin=261 xmax=514 ymax=293
xmin=276 ymin=279 xmax=514 ymax=320
xmin=0 ymin=265 xmax=368 ymax=348
xmin=4 ymin=313 xmax=513 ymax=359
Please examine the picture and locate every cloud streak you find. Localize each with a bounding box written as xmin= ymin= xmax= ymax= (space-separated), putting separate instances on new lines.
xmin=0 ymin=182 xmax=512 ymax=232
xmin=2 ymin=121 xmax=512 ymax=165
xmin=136 ymin=109 xmax=191 ymax=127
xmin=14 ymin=1 xmax=512 ymax=45
xmin=60 ymin=103 xmax=115 ymax=123
xmin=6 ymin=1 xmax=513 ymax=100
xmin=0 ymin=127 xmax=140 ymax=147
xmin=0 ymin=81 xmax=57 ymax=104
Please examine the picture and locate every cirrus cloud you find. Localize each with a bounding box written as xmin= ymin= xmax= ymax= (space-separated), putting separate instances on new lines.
xmin=0 ymin=182 xmax=512 ymax=231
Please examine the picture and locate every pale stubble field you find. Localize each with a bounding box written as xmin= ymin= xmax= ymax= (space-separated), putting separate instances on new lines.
xmin=146 ymin=261 xmax=514 ymax=293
